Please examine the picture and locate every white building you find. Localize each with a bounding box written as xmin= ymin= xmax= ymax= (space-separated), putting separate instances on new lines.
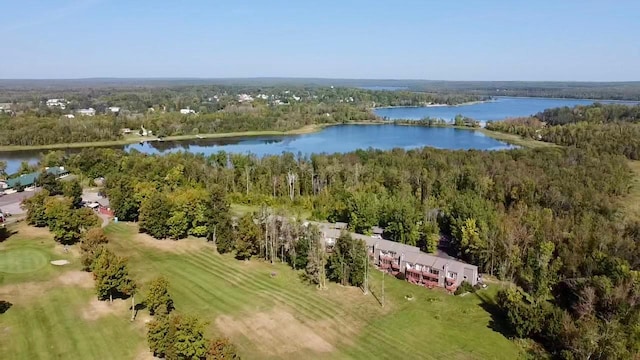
xmin=46 ymin=99 xmax=67 ymax=109
xmin=107 ymin=106 xmax=121 ymax=113
xmin=180 ymin=108 xmax=196 ymax=115
xmin=77 ymin=108 xmax=96 ymax=116
xmin=237 ymin=94 xmax=254 ymax=103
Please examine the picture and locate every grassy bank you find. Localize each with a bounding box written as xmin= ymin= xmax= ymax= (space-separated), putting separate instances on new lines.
xmin=0 ymin=222 xmax=522 ymax=359
xmin=478 ymin=129 xmax=559 ymax=149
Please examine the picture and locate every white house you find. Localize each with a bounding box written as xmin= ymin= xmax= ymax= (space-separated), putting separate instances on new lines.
xmin=0 ymin=103 xmax=12 ymax=112
xmin=46 ymin=99 xmax=67 ymax=109
xmin=237 ymin=94 xmax=254 ymax=103
xmin=77 ymin=108 xmax=96 ymax=116
xmin=180 ymin=108 xmax=196 ymax=115
xmin=107 ymin=106 xmax=121 ymax=113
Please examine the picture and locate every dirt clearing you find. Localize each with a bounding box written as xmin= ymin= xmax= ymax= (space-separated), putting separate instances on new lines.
xmin=216 ymin=308 xmax=335 ymax=356
xmin=132 ymin=233 xmax=210 ymax=253
xmin=81 ymin=298 xmax=128 ymax=321
xmin=0 ymin=271 xmax=94 ymax=302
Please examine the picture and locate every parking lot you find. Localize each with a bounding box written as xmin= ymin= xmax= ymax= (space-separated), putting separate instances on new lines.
xmin=0 ymin=189 xmax=38 ymax=220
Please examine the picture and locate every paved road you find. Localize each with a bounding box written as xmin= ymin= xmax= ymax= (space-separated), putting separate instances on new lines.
xmin=0 ymin=189 xmax=38 ymax=216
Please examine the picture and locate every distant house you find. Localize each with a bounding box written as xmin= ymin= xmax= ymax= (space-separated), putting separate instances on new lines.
xmin=237 ymin=94 xmax=254 ymax=103
xmin=46 ymin=99 xmax=67 ymax=109
xmin=107 ymin=106 xmax=121 ymax=114
xmin=77 ymin=108 xmax=96 ymax=116
xmin=180 ymin=108 xmax=195 ymax=115
xmin=0 ymin=103 xmax=12 ymax=113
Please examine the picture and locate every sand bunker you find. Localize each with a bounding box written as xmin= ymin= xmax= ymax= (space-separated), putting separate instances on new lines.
xmin=50 ymin=260 xmax=70 ymax=266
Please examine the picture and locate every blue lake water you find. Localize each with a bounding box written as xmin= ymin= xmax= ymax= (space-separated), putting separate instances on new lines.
xmin=374 ymin=96 xmax=638 ymax=122
xmin=1 ymin=96 xmax=636 ymax=174
xmin=0 ymin=125 xmax=516 ymax=174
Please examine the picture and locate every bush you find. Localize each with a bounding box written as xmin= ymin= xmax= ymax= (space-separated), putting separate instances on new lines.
xmin=454 ymin=280 xmax=475 ymax=295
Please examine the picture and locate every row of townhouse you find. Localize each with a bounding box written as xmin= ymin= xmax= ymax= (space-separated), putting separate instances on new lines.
xmin=315 ymin=222 xmax=479 ymax=292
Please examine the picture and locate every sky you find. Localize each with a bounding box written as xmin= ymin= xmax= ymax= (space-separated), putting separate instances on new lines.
xmin=1 ymin=0 xmax=639 ymax=81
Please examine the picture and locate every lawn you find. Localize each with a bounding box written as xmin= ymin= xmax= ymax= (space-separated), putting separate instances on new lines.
xmin=0 ymin=222 xmax=522 ymax=359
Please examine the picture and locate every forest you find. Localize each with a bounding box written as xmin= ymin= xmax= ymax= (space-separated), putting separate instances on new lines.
xmin=487 ymin=103 xmax=640 ymax=159
xmin=37 ymin=135 xmax=639 ymax=358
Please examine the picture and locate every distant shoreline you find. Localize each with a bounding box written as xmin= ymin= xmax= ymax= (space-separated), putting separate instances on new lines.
xmin=373 ymin=99 xmax=494 ymax=110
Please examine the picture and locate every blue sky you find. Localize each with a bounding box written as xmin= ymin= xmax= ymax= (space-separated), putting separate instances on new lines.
xmin=1 ymin=0 xmax=639 ymax=81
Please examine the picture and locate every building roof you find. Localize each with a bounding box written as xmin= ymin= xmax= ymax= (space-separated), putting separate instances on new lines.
xmin=6 ymin=167 xmax=70 ymax=188
xmin=315 ymin=221 xmax=477 ymax=274
xmin=6 ymin=172 xmax=39 ymax=188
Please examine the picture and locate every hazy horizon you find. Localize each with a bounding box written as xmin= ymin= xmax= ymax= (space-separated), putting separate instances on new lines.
xmin=1 ymin=0 xmax=639 ymax=81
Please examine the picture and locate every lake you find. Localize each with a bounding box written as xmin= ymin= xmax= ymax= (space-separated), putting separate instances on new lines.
xmin=374 ymin=96 xmax=638 ymax=122
xmin=0 ymin=125 xmax=515 ymax=174
xmin=1 ymin=96 xmax=635 ymax=174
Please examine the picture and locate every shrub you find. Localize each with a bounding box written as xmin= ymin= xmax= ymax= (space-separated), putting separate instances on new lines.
xmin=454 ymin=280 xmax=475 ymax=295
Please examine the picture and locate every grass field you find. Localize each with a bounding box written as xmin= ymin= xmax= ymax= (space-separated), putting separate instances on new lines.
xmin=0 ymin=222 xmax=522 ymax=359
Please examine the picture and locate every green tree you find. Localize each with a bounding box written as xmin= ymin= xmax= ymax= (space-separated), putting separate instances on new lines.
xmin=327 ymin=232 xmax=367 ymax=287
xmin=147 ymin=314 xmax=171 ymax=358
xmin=207 ymin=338 xmax=239 ymax=359
xmin=44 ymin=197 xmax=81 ymax=244
xmin=92 ymin=248 xmax=136 ymax=301
xmin=167 ymin=210 xmax=190 ymax=240
xmin=80 ymin=227 xmax=109 ymax=271
xmin=63 ymin=179 xmax=83 ymax=208
xmin=234 ymin=213 xmax=260 ymax=260
xmin=22 ymin=189 xmax=50 ymax=227
xmin=166 ymin=314 xmax=209 ymax=360
xmin=39 ymin=172 xmax=62 ymax=195
xmin=107 ymin=176 xmax=140 ymax=221
xmin=145 ymin=276 xmax=175 ymax=316
xmin=204 ymin=185 xmax=234 ymax=252
xmin=139 ymin=192 xmax=171 ymax=239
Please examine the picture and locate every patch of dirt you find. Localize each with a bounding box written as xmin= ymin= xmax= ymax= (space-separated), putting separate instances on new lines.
xmin=132 ymin=233 xmax=210 ymax=253
xmin=134 ymin=347 xmax=157 ymax=360
xmin=216 ymin=308 xmax=335 ymax=356
xmin=0 ymin=281 xmax=49 ymax=302
xmin=0 ymin=271 xmax=94 ymax=302
xmin=81 ymin=298 xmax=128 ymax=321
xmin=56 ymin=271 xmax=93 ymax=288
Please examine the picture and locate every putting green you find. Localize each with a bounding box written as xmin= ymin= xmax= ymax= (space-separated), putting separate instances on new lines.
xmin=0 ymin=248 xmax=49 ymax=274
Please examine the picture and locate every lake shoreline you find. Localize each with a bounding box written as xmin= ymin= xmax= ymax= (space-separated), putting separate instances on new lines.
xmin=373 ymin=99 xmax=493 ymax=110
xmin=0 ymin=121 xmax=387 ymax=153
xmin=0 ymin=121 xmax=550 ymax=154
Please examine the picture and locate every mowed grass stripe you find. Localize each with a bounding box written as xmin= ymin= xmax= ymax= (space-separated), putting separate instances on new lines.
xmin=170 ymin=251 xmax=419 ymax=354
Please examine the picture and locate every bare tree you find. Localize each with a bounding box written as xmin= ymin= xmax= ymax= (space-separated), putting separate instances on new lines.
xmin=287 ymin=171 xmax=297 ymax=201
